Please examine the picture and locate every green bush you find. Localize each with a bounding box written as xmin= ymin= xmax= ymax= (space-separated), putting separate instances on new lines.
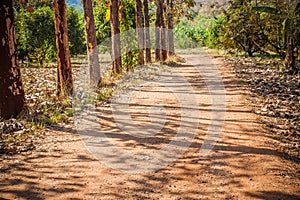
xmin=15 ymin=5 xmax=85 ymax=66
xmin=174 ymin=15 xmax=225 ymax=49
xmin=15 ymin=6 xmax=56 ymax=66
xmin=67 ymin=6 xmax=85 ymax=56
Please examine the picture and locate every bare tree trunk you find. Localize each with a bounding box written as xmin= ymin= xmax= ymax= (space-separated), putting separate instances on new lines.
xmin=135 ymin=0 xmax=144 ymax=65
xmin=0 ymin=0 xmax=25 ymax=119
xmin=83 ymin=0 xmax=101 ymax=87
xmin=155 ymin=0 xmax=163 ymax=61
xmin=167 ymin=0 xmax=175 ymax=56
xmin=53 ymin=0 xmax=74 ymax=96
xmin=110 ymin=0 xmax=122 ymax=74
xmin=161 ymin=0 xmax=167 ymax=61
xmin=284 ymin=34 xmax=296 ymax=72
xmin=143 ymin=0 xmax=151 ymax=63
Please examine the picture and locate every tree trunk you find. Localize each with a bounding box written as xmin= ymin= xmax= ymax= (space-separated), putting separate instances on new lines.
xmin=167 ymin=0 xmax=175 ymax=56
xmin=83 ymin=0 xmax=101 ymax=87
xmin=0 ymin=0 xmax=25 ymax=119
xmin=53 ymin=0 xmax=74 ymax=96
xmin=110 ymin=0 xmax=122 ymax=74
xmin=284 ymin=34 xmax=296 ymax=72
xmin=155 ymin=0 xmax=163 ymax=61
xmin=135 ymin=0 xmax=144 ymax=65
xmin=143 ymin=0 xmax=151 ymax=63
xmin=161 ymin=0 xmax=167 ymax=61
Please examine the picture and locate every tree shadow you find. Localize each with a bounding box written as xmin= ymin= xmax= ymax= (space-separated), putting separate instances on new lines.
xmin=1 ymin=53 xmax=299 ymax=199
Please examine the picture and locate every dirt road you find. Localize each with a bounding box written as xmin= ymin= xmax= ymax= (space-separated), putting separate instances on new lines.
xmin=1 ymin=53 xmax=299 ymax=199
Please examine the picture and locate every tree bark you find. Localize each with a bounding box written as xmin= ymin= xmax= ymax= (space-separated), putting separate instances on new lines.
xmin=110 ymin=0 xmax=122 ymax=74
xmin=83 ymin=0 xmax=101 ymax=87
xmin=53 ymin=0 xmax=74 ymax=96
xmin=161 ymin=0 xmax=167 ymax=61
xmin=155 ymin=0 xmax=163 ymax=61
xmin=284 ymin=34 xmax=296 ymax=72
xmin=0 ymin=0 xmax=25 ymax=119
xmin=135 ymin=0 xmax=144 ymax=65
xmin=167 ymin=0 xmax=175 ymax=56
xmin=144 ymin=0 xmax=151 ymax=63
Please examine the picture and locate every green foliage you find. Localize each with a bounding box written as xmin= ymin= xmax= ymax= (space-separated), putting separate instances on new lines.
xmin=174 ymin=15 xmax=225 ymax=49
xmin=119 ymin=0 xmax=136 ymax=31
xmin=120 ymin=0 xmax=139 ymax=71
xmin=94 ymin=1 xmax=111 ymax=51
xmin=49 ymin=111 xmax=67 ymax=124
xmin=220 ymin=0 xmax=268 ymax=57
xmin=67 ymin=6 xmax=85 ymax=55
xmin=15 ymin=6 xmax=56 ymax=66
xmin=15 ymin=4 xmax=85 ymax=66
xmin=94 ymin=0 xmax=139 ymax=71
xmin=174 ymin=0 xmax=299 ymax=70
xmin=253 ymin=1 xmax=300 ymax=57
xmin=220 ymin=0 xmax=300 ymax=70
xmin=174 ymin=18 xmax=201 ymax=49
xmin=207 ymin=15 xmax=225 ymax=48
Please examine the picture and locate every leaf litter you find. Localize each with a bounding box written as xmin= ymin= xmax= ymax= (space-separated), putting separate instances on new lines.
xmin=0 ymin=67 xmax=76 ymax=154
xmin=226 ymin=57 xmax=300 ymax=159
xmin=0 ymin=62 xmax=167 ymax=155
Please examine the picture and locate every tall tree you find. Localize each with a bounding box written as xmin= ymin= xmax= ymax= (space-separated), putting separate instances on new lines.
xmin=53 ymin=0 xmax=74 ymax=96
xmin=143 ymin=0 xmax=151 ymax=63
xmin=155 ymin=0 xmax=163 ymax=61
xmin=161 ymin=0 xmax=167 ymax=61
xmin=166 ymin=0 xmax=175 ymax=55
xmin=110 ymin=0 xmax=122 ymax=74
xmin=0 ymin=0 xmax=25 ymax=119
xmin=83 ymin=0 xmax=101 ymax=86
xmin=135 ymin=0 xmax=144 ymax=65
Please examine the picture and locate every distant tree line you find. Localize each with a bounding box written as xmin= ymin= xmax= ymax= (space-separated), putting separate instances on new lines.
xmin=175 ymin=0 xmax=300 ymax=72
